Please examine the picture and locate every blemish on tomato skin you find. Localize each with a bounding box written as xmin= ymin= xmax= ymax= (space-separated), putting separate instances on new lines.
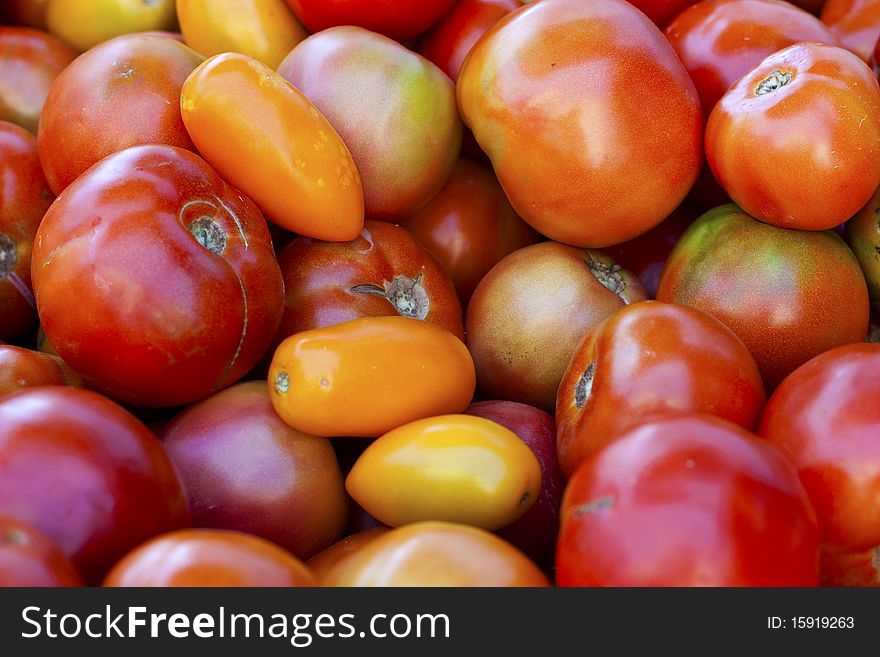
xmin=573 ymin=495 xmax=614 ymax=516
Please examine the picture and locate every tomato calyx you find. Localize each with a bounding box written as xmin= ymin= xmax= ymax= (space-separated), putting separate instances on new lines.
xmin=350 ymin=273 xmax=430 ymax=320
xmin=755 ymin=70 xmax=793 ymax=96
xmin=188 ymin=216 xmax=227 ymax=255
xmin=574 ymin=362 xmax=596 ymax=409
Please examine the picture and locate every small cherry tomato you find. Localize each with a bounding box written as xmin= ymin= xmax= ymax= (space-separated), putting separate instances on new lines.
xmin=0 ymin=27 xmax=77 ymax=133
xmin=104 ymin=529 xmax=316 ymax=587
xmin=557 ymin=414 xmax=820 ymax=586
xmin=176 ymin=0 xmax=307 ymax=68
xmin=0 ymin=344 xmax=82 ymax=397
xmin=285 ymin=0 xmax=457 ymax=41
xmin=0 ymin=514 xmax=83 ymax=586
xmin=347 ymin=414 xmax=541 ymax=530
xmin=268 ymin=316 xmax=476 ymax=437
xmin=466 ymin=242 xmax=646 ymax=412
xmin=46 ymin=0 xmax=177 ymax=52
xmin=180 ymin=52 xmax=364 ymax=240
xmin=821 ymin=0 xmax=880 ymax=62
xmin=32 ymin=145 xmax=284 ymax=407
xmin=556 ymin=300 xmax=766 ymax=478
xmin=306 ymin=527 xmax=389 ymax=584
xmin=37 ymin=33 xmax=203 ymax=194
xmin=322 ymin=521 xmax=550 ymax=587
xmin=706 ymin=43 xmax=880 ymax=231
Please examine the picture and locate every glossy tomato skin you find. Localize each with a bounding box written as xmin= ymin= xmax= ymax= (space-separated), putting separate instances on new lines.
xmin=0 ymin=515 xmax=83 ymax=586
xmin=0 ymin=387 xmax=190 ymax=583
xmin=666 ymin=0 xmax=839 ymax=115
xmin=268 ymin=316 xmax=476 ymax=438
xmin=759 ymin=344 xmax=880 ymax=581
xmin=37 ymin=34 xmax=203 ymax=195
xmin=846 ymin=185 xmax=880 ymax=312
xmin=400 ymin=158 xmax=541 ymax=306
xmin=275 ymin=220 xmax=464 ymax=344
xmin=556 ymin=301 xmax=766 ymax=478
xmin=821 ymin=0 xmax=880 ymax=62
xmin=346 ymin=414 xmax=541 ymax=530
xmin=323 ymin=521 xmax=549 ymax=586
xmin=0 ymin=344 xmax=82 ymax=397
xmin=457 ymin=0 xmax=703 ymax=247
xmin=32 ymin=145 xmax=284 ymax=407
xmin=104 ymin=529 xmax=316 ymax=587
xmin=706 ymin=43 xmax=880 ymax=231
xmin=180 ymin=52 xmax=363 ymax=240
xmin=418 ymin=0 xmax=521 ymax=81
xmin=466 ymin=242 xmax=646 ymax=412
xmin=278 ymin=27 xmax=461 ymax=221
xmin=176 ymin=0 xmax=307 ymax=68
xmin=285 ymin=0 xmax=456 ymax=41
xmin=46 ymin=0 xmax=177 ymax=52
xmin=557 ymin=415 xmax=820 ymax=586
xmin=656 ymin=204 xmax=869 ymax=388
xmin=0 ymin=121 xmax=51 ymax=343
xmin=306 ymin=527 xmax=389 ymax=584
xmin=0 ymin=27 xmax=77 ymax=134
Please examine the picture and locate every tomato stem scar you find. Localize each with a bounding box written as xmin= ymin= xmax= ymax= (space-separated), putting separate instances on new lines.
xmin=188 ymin=216 xmax=228 ymax=255
xmin=755 ymin=70 xmax=792 ymax=96
xmin=274 ymin=371 xmax=290 ymax=395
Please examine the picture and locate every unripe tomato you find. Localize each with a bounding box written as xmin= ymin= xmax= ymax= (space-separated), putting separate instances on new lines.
xmin=347 ymin=414 xmax=541 ymax=530
xmin=0 ymin=344 xmax=82 ymax=397
xmin=180 ymin=52 xmax=364 ymax=240
xmin=846 ymin=185 xmax=880 ymax=313
xmin=269 ymin=316 xmax=476 ymax=437
xmin=322 ymin=521 xmax=549 ymax=587
xmin=46 ymin=0 xmax=177 ymax=51
xmin=104 ymin=529 xmax=317 ymax=587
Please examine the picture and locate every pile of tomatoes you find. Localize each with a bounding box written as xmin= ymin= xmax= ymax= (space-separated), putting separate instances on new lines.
xmin=1 ymin=0 xmax=879 ymax=588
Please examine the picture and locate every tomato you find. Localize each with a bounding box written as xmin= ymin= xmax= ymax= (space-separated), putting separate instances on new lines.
xmin=37 ymin=34 xmax=203 ymax=195
xmin=666 ymin=0 xmax=839 ymax=115
xmin=268 ymin=316 xmax=476 ymax=437
xmin=0 ymin=344 xmax=82 ymax=396
xmin=278 ymin=27 xmax=461 ymax=220
xmin=347 ymin=414 xmax=541 ymax=530
xmin=0 ymin=514 xmax=83 ymax=586
xmin=820 ymin=546 xmax=880 ymax=586
xmin=0 ymin=27 xmax=77 ymax=133
xmin=161 ymin=381 xmax=348 ymax=560
xmin=656 ymin=204 xmax=870 ymax=388
xmin=180 ymin=52 xmax=363 ymax=240
xmin=465 ymin=400 xmax=564 ymax=564
xmin=821 ymin=0 xmax=880 ymax=62
xmin=418 ymin=0 xmax=521 ymax=81
xmin=627 ymin=1 xmax=702 ymax=26
xmin=0 ymin=121 xmax=51 ymax=343
xmin=758 ymin=343 xmax=880 ymax=583
xmin=32 ymin=145 xmax=284 ymax=407
xmin=466 ymin=242 xmax=646 ymax=412
xmin=846 ymin=185 xmax=880 ymax=313
xmin=457 ymin=0 xmax=703 ymax=247
xmin=400 ymin=158 xmax=541 ymax=306
xmin=275 ymin=220 xmax=464 ymax=345
xmin=322 ymin=521 xmax=549 ymax=586
xmin=104 ymin=529 xmax=316 ymax=587
xmin=0 ymin=387 xmax=190 ymax=583
xmin=705 ymin=43 xmax=880 ymax=231
xmin=46 ymin=0 xmax=177 ymax=52
xmin=557 ymin=414 xmax=820 ymax=586
xmin=306 ymin=527 xmax=389 ymax=584
xmin=176 ymin=0 xmax=307 ymax=68
xmin=285 ymin=0 xmax=457 ymax=41
xmin=556 ymin=301 xmax=766 ymax=479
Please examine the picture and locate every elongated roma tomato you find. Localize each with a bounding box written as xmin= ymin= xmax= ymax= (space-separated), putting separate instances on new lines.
xmin=46 ymin=0 xmax=177 ymax=52
xmin=346 ymin=414 xmax=541 ymax=530
xmin=457 ymin=0 xmax=703 ymax=247
xmin=268 ymin=316 xmax=476 ymax=437
xmin=180 ymin=52 xmax=364 ymax=241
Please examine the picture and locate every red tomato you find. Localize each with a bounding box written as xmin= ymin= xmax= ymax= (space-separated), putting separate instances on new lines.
xmin=285 ymin=0 xmax=457 ymax=41
xmin=706 ymin=43 xmax=880 ymax=231
xmin=457 ymin=0 xmax=703 ymax=247
xmin=418 ymin=0 xmax=522 ymax=81
xmin=0 ymin=121 xmax=51 ymax=343
xmin=0 ymin=344 xmax=82 ymax=397
xmin=0 ymin=514 xmax=83 ymax=586
xmin=822 ymin=0 xmax=880 ymax=62
xmin=666 ymin=0 xmax=839 ymax=115
xmin=0 ymin=387 xmax=190 ymax=583
xmin=31 ymin=145 xmax=284 ymax=407
xmin=556 ymin=300 xmax=766 ymax=478
xmin=37 ymin=33 xmax=203 ymax=195
xmin=627 ymin=0 xmax=701 ymax=26
xmin=557 ymin=415 xmax=820 ymax=586
xmin=0 ymin=27 xmax=77 ymax=133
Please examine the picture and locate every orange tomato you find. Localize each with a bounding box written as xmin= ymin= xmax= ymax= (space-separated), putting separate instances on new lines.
xmin=322 ymin=521 xmax=550 ymax=586
xmin=180 ymin=52 xmax=364 ymax=240
xmin=306 ymin=527 xmax=389 ymax=583
xmin=346 ymin=414 xmax=541 ymax=529
xmin=176 ymin=0 xmax=307 ymax=68
xmin=268 ymin=316 xmax=476 ymax=437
